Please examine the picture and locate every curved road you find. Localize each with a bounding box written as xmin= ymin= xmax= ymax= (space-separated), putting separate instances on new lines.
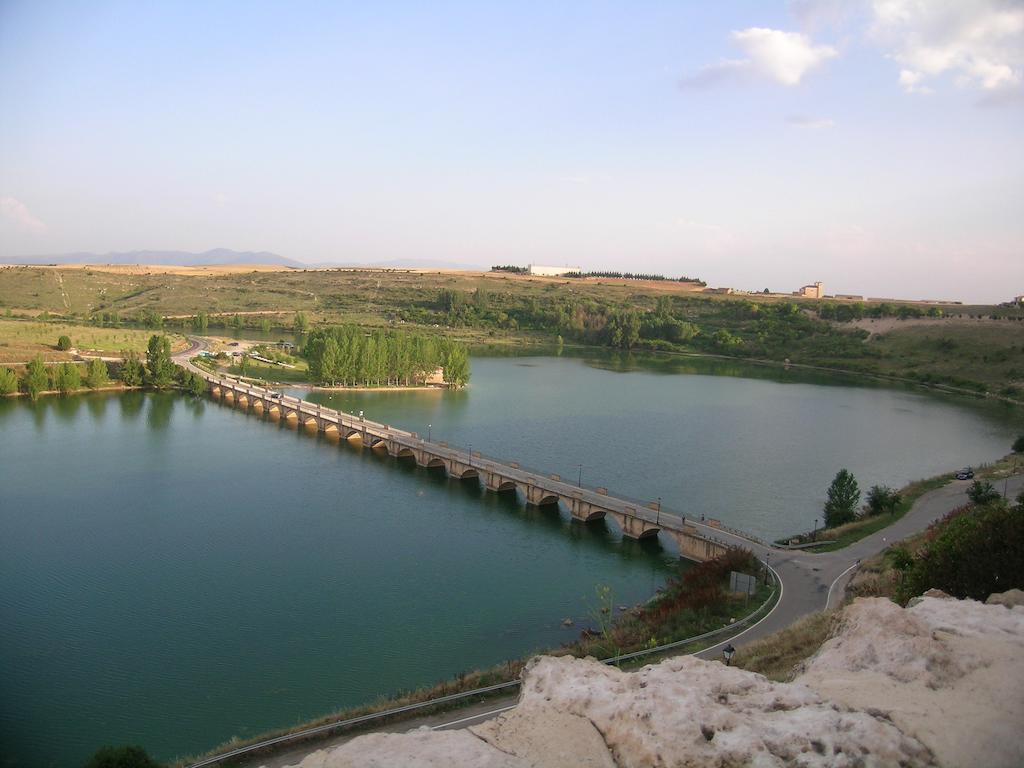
xmin=172 ymin=339 xmax=1022 ymax=766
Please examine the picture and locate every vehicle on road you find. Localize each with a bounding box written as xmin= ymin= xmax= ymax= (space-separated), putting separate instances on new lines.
xmin=269 ymin=392 xmax=283 ymax=399
xmin=955 ymin=467 xmax=974 ymax=480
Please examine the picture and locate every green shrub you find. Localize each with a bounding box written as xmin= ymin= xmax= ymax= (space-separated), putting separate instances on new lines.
xmin=56 ymin=334 xmax=72 ymax=350
xmin=967 ymin=480 xmax=1000 ymax=505
xmin=899 ymin=500 xmax=1024 ymax=602
xmin=1013 ymin=434 xmax=1024 ymax=453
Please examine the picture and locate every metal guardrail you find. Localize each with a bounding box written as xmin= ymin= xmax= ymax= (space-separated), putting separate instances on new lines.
xmin=186 ymin=571 xmax=778 ymax=768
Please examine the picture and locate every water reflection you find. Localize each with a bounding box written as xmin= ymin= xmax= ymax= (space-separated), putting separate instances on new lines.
xmin=120 ymin=390 xmax=145 ymax=422
xmin=146 ymin=393 xmax=175 ymax=431
xmin=85 ymin=393 xmax=108 ymax=423
xmin=52 ymin=395 xmax=82 ymax=424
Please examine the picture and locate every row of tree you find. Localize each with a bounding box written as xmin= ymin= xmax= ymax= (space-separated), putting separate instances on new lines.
xmin=565 ymin=270 xmax=706 ymax=284
xmin=0 ymin=335 xmax=204 ymax=401
xmin=302 ymin=326 xmax=470 ymax=388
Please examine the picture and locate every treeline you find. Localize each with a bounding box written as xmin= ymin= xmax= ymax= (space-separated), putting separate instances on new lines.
xmin=490 ymin=265 xmax=528 ymax=274
xmin=566 ymin=271 xmax=706 ymax=285
xmin=87 ymin=309 xmax=309 ymax=335
xmin=817 ymin=301 xmax=943 ymax=321
xmin=302 ymin=326 xmax=470 ymax=388
xmin=0 ymin=334 xmax=205 ymax=400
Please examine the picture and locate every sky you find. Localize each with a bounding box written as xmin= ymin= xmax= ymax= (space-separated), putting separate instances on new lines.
xmin=1 ymin=0 xmax=1022 ymax=303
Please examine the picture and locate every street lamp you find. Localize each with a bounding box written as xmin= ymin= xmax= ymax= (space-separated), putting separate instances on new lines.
xmin=577 ymin=464 xmax=583 ymax=488
xmin=428 ymin=424 xmax=432 ymax=442
xmin=656 ymin=496 xmax=662 ymax=526
xmin=813 ymin=518 xmax=818 ymax=541
xmin=764 ymin=552 xmax=771 ymax=585
xmin=723 ymin=643 xmax=735 ymax=666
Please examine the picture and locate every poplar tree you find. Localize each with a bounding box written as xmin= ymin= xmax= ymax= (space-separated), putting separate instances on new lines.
xmin=0 ymin=367 xmax=18 ymax=395
xmin=85 ymin=358 xmax=110 ymax=388
xmin=24 ymin=356 xmax=49 ymax=400
xmin=53 ymin=362 xmax=81 ymax=393
xmin=824 ymin=469 xmax=860 ymax=528
xmin=120 ymin=351 xmax=144 ymax=387
xmin=146 ymin=335 xmax=175 ymax=389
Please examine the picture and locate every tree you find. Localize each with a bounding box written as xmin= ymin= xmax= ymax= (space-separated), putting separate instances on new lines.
xmin=145 ymin=335 xmax=175 ymax=388
xmin=294 ymin=311 xmax=308 ymax=333
xmin=24 ymin=356 xmax=49 ymax=400
xmin=1013 ymin=435 xmax=1024 ymax=454
xmin=53 ymin=362 xmax=81 ymax=393
xmin=865 ymin=485 xmax=901 ymax=517
xmin=0 ymin=367 xmax=18 ymax=395
xmin=56 ymin=334 xmax=72 ymax=351
xmin=443 ymin=344 xmax=471 ymax=388
xmin=120 ymin=351 xmax=144 ymax=387
xmin=824 ymin=469 xmax=860 ymax=528
xmin=260 ymin=317 xmax=272 ymax=334
xmin=83 ymin=744 xmax=160 ymax=768
xmin=85 ymin=358 xmax=110 ymax=389
xmin=191 ymin=312 xmax=209 ymax=333
xmin=967 ymin=480 xmax=1001 ymax=506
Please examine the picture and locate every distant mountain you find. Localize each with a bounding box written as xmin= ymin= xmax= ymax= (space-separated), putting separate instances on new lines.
xmin=316 ymin=257 xmax=483 ymax=270
xmin=10 ymin=248 xmax=304 ymax=268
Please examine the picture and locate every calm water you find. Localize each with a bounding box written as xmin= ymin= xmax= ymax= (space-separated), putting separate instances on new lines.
xmin=1 ymin=351 xmax=1020 ymax=766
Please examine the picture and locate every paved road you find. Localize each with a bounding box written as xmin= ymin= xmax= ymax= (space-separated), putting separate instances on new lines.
xmin=172 ymin=340 xmax=1022 ymax=766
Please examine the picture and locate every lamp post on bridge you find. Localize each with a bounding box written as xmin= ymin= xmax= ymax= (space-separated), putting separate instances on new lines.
xmin=577 ymin=464 xmax=583 ymax=488
xmin=813 ymin=518 xmax=818 ymax=542
xmin=656 ymin=496 xmax=662 ymax=526
xmin=428 ymin=424 xmax=432 ymax=442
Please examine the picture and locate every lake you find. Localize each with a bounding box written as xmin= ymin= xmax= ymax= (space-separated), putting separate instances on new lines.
xmin=1 ymin=350 xmax=1019 ymax=766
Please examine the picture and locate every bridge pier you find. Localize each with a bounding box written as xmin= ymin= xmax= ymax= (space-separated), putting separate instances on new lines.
xmin=669 ymin=525 xmax=730 ymax=563
xmin=565 ymin=494 xmax=607 ymax=522
xmin=447 ymin=458 xmax=479 ymax=481
xmin=607 ymin=509 xmax=660 ymax=540
xmin=484 ymin=471 xmax=517 ymax=493
xmin=525 ymin=484 xmax=559 ymax=506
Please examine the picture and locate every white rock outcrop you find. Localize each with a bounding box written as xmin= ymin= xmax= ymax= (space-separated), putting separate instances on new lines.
xmin=286 ymin=593 xmax=1024 ymax=768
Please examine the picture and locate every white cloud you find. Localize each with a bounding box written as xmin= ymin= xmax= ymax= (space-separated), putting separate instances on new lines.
xmin=0 ymin=196 xmax=45 ymax=233
xmin=734 ymin=27 xmax=839 ymax=85
xmin=869 ymin=0 xmax=1024 ymax=93
xmin=786 ymin=115 xmax=837 ymax=128
xmin=683 ymin=27 xmax=838 ymax=87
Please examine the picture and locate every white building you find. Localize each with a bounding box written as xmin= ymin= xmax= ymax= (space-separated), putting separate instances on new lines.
xmin=528 ymin=264 xmax=581 ymax=277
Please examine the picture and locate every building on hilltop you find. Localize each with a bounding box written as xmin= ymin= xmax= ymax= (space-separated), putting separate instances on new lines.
xmin=528 ymin=264 xmax=582 ymax=277
xmin=795 ymin=281 xmax=824 ymax=299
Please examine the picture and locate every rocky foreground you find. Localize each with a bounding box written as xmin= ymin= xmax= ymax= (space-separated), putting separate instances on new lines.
xmin=286 ymin=592 xmax=1024 ymax=768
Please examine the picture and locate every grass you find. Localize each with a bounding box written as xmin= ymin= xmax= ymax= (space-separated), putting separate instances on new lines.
xmin=730 ymin=611 xmax=836 ymax=682
xmin=0 ymin=317 xmax=185 ymax=364
xmin=227 ymin=358 xmax=312 ymax=384
xmin=777 ymin=472 xmax=954 ymax=553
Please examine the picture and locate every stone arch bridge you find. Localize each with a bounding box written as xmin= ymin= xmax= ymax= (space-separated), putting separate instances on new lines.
xmin=198 ymin=368 xmax=752 ymax=563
